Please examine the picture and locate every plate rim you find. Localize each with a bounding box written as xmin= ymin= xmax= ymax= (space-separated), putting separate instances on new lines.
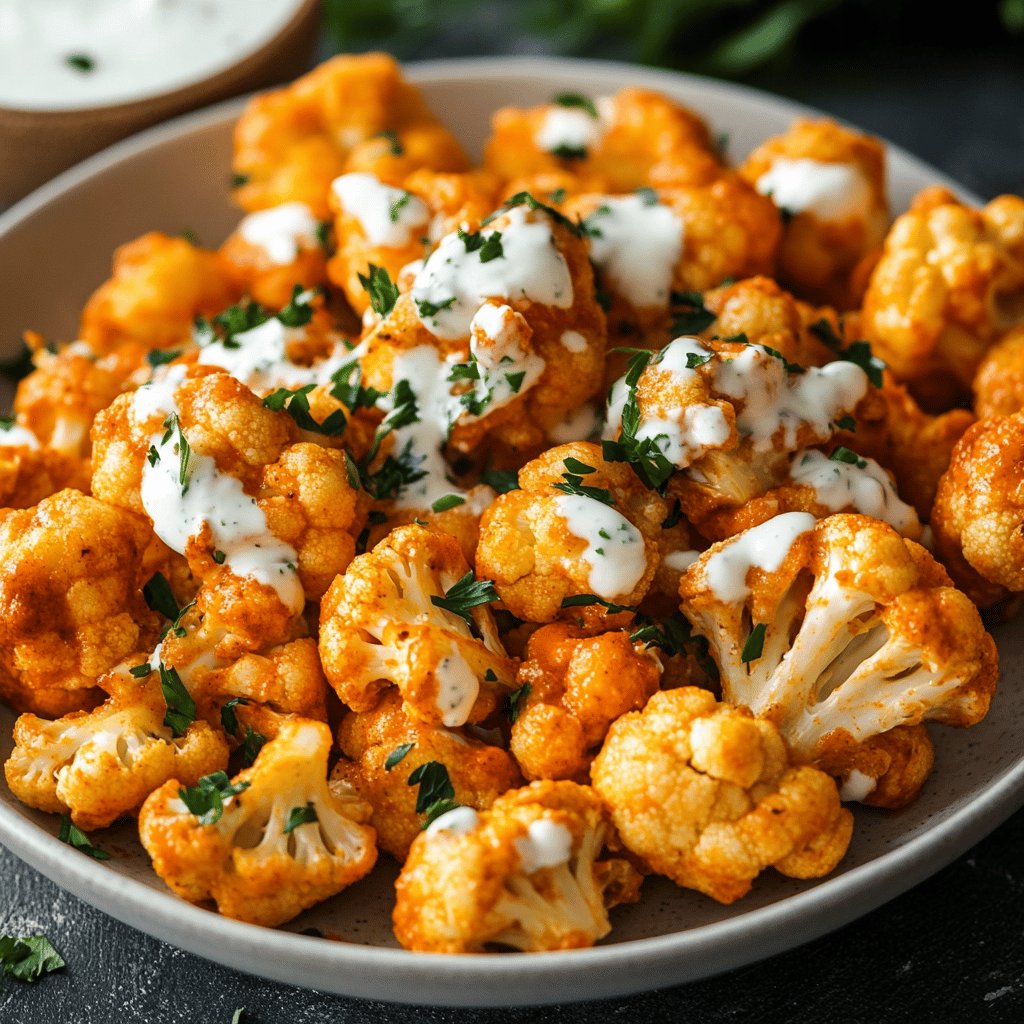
xmin=0 ymin=54 xmax=1017 ymax=1007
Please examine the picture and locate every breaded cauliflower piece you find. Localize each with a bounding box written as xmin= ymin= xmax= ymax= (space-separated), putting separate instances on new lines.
xmin=139 ymin=717 xmax=377 ymax=926
xmin=0 ymin=489 xmax=159 ymax=716
xmin=219 ymin=202 xmax=328 ymax=310
xmin=862 ymin=187 xmax=1024 ymax=409
xmin=231 ymin=53 xmax=468 ymax=218
xmin=741 ymin=118 xmax=888 ymax=307
xmin=475 ymin=441 xmax=667 ymax=622
xmin=485 ymin=88 xmax=721 ymax=194
xmin=79 ymin=233 xmax=238 ymax=355
xmin=327 ymin=169 xmax=499 ymax=316
xmin=0 ymin=427 xmax=90 ymax=509
xmin=973 ymin=324 xmax=1024 ymax=419
xmin=332 ymin=690 xmax=521 ymax=860
xmin=319 ymin=524 xmax=514 ymax=725
xmin=678 ymin=513 xmax=998 ymax=804
xmin=392 ymin=779 xmax=642 ymax=952
xmin=932 ymin=413 xmax=1024 ymax=606
xmin=591 ymin=687 xmax=852 ymax=904
xmin=511 ymin=622 xmax=660 ymax=781
xmin=4 ymin=663 xmax=228 ymax=831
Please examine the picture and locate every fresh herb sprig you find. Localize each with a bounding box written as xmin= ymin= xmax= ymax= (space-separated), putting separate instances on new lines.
xmin=430 ymin=572 xmax=499 ymax=627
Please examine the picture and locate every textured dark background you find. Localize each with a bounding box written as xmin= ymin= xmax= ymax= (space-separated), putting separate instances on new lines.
xmin=2 ymin=16 xmax=1024 ymax=1024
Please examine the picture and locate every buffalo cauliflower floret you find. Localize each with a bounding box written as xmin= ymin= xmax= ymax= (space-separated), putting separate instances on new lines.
xmin=511 ymin=622 xmax=661 ymax=781
xmin=79 ymin=232 xmax=238 ymax=356
xmin=475 ymin=441 xmax=667 ymax=622
xmin=678 ymin=513 xmax=998 ymax=804
xmin=862 ymin=187 xmax=1024 ymax=409
xmin=4 ymin=663 xmax=228 ymax=831
xmin=231 ymin=53 xmax=468 ymax=218
xmin=973 ymin=324 xmax=1024 ymax=419
xmin=0 ymin=425 xmax=89 ymax=509
xmin=932 ymin=412 xmax=1024 ymax=606
xmin=591 ymin=687 xmax=852 ymax=903
xmin=0 ymin=489 xmax=160 ymax=716
xmin=740 ymin=118 xmax=888 ymax=307
xmin=392 ymin=779 xmax=642 ymax=952
xmin=319 ymin=524 xmax=514 ymax=725
xmin=139 ymin=717 xmax=377 ymax=926
xmin=331 ymin=690 xmax=521 ymax=860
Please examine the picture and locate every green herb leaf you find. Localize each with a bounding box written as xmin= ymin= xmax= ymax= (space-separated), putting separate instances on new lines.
xmin=560 ymin=594 xmax=634 ymax=614
xmin=159 ymin=663 xmax=196 ymax=738
xmin=506 ymin=683 xmax=532 ymax=724
xmin=760 ymin=345 xmax=806 ymax=375
xmin=230 ymin=173 xmax=250 ymax=189
xmin=741 ymin=622 xmax=767 ymax=663
xmin=276 ymin=284 xmax=318 ymax=328
xmin=484 ymin=191 xmax=583 ymax=237
xmin=147 ymin=348 xmax=181 ymax=368
xmin=238 ymin=727 xmax=266 ymax=768
xmin=263 ymin=384 xmax=347 ymax=436
xmin=421 ymin=798 xmax=461 ymax=828
xmin=431 ymin=494 xmax=466 ymax=513
xmin=407 ymin=760 xmax=456 ymax=814
xmin=661 ymin=499 xmax=683 ymax=529
xmin=835 ymin=415 xmax=857 ymax=432
xmin=142 ymin=572 xmax=179 ymax=620
xmin=58 ymin=816 xmax=110 ymax=861
xmin=65 ymin=53 xmax=95 ymax=72
xmin=284 ymin=803 xmax=318 ymax=834
xmin=358 ymin=264 xmax=400 ymax=318
xmin=178 ymin=771 xmax=249 ymax=826
xmin=415 ymin=295 xmax=457 ymax=318
xmin=551 ymin=144 xmax=587 ymax=160
xmin=635 ymin=186 xmax=658 ymax=206
xmin=670 ymin=290 xmax=716 ymax=335
xmin=385 ymin=742 xmax=415 ymax=771
xmin=553 ymin=92 xmax=598 ymax=118
xmin=0 ymin=934 xmax=65 ymax=984
xmin=830 ymin=446 xmax=868 ymax=469
xmin=129 ymin=662 xmax=151 ymax=678
xmin=376 ymin=130 xmax=403 ymax=155
xmin=430 ymin=571 xmax=498 ymax=627
xmin=220 ymin=697 xmax=249 ymax=736
xmin=389 ymin=191 xmax=413 ymax=223
xmin=329 ymin=359 xmax=383 ymax=412
xmin=458 ymin=227 xmax=485 ymax=252
xmin=480 ymin=468 xmax=519 ymax=493
xmin=809 ymin=318 xmax=885 ymax=388
xmin=478 ymin=231 xmax=504 ymax=262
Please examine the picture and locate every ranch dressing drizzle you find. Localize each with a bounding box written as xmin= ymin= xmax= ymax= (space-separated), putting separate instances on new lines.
xmin=0 ymin=420 xmax=40 ymax=448
xmin=330 ymin=173 xmax=430 ymax=248
xmin=236 ymin=202 xmax=319 ymax=265
xmin=560 ymin=330 xmax=588 ymax=353
xmin=434 ymin=643 xmax=480 ymax=728
xmin=411 ymin=205 xmax=573 ymax=341
xmin=133 ymin=370 xmax=303 ymax=613
xmin=548 ymin=403 xmax=600 ymax=444
xmin=514 ymin=819 xmax=573 ymax=873
xmin=553 ymin=493 xmax=646 ymax=600
xmin=839 ymin=769 xmax=877 ymax=803
xmin=755 ymin=158 xmax=871 ymax=222
xmin=536 ymin=105 xmax=606 ymax=155
xmin=703 ymin=511 xmax=816 ymax=602
xmin=425 ymin=805 xmax=480 ymax=838
xmin=789 ymin=449 xmax=920 ymax=536
xmin=584 ymin=194 xmax=683 ymax=307
xmin=664 ymin=549 xmax=701 ymax=572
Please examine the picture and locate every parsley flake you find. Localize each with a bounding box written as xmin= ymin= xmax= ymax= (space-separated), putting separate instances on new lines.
xmin=284 ymin=803 xmax=318 ymax=834
xmin=178 ymin=771 xmax=249 ymax=826
xmin=430 ymin=572 xmax=499 ymax=627
xmin=385 ymin=742 xmax=415 ymax=771
xmin=0 ymin=934 xmax=65 ymax=985
xmin=480 ymin=468 xmax=519 ymax=493
xmin=58 ymin=816 xmax=110 ymax=861
xmin=358 ymin=264 xmax=400 ymax=318
xmin=741 ymin=623 xmax=768 ymax=663
xmin=142 ymin=572 xmax=178 ymax=620
xmin=389 ymin=191 xmax=413 ymax=223
xmin=431 ymin=494 xmax=466 ymax=513
xmin=415 ymin=295 xmax=457 ymax=319
xmin=830 ymin=446 xmax=868 ymax=469
xmin=484 ymin=191 xmax=583 ymax=237
xmin=506 ymin=683 xmax=532 ymax=724
xmin=65 ymin=53 xmax=95 ymax=72
xmin=560 ymin=594 xmax=635 ymax=614
xmin=407 ymin=761 xmax=460 ymax=827
xmin=809 ymin=318 xmax=886 ymax=388
xmin=263 ymin=384 xmax=347 ymax=436
xmin=159 ymin=664 xmax=196 ymax=738
xmin=147 ymin=348 xmax=181 ymax=368
xmin=376 ymin=130 xmax=403 ymax=155
xmin=670 ymin=290 xmax=716 ymax=335
xmin=553 ymin=92 xmax=598 ymax=118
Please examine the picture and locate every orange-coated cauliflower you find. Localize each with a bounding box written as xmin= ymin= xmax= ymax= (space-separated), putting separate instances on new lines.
xmin=510 ymin=622 xmax=660 ymax=781
xmin=475 ymin=441 xmax=667 ymax=622
xmin=0 ymin=422 xmax=89 ymax=508
xmin=231 ymin=53 xmax=468 ymax=218
xmin=591 ymin=687 xmax=852 ymax=904
xmin=0 ymin=489 xmax=159 ymax=716
xmin=862 ymin=187 xmax=1024 ymax=409
xmin=332 ymin=690 xmax=521 ymax=860
xmin=139 ymin=717 xmax=377 ymax=926
xmin=79 ymin=232 xmax=238 ymax=356
xmin=740 ymin=118 xmax=888 ymax=307
xmin=932 ymin=412 xmax=1024 ymax=607
xmin=678 ymin=513 xmax=998 ymax=805
xmin=392 ymin=779 xmax=642 ymax=952
xmin=4 ymin=662 xmax=228 ymax=831
xmin=973 ymin=324 xmax=1024 ymax=419
xmin=319 ymin=525 xmax=513 ymax=725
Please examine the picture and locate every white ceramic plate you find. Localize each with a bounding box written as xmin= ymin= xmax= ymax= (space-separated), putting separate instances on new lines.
xmin=0 ymin=57 xmax=1022 ymax=1008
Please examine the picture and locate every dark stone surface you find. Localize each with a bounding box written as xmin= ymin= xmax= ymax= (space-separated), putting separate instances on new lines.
xmin=3 ymin=33 xmax=1024 ymax=1024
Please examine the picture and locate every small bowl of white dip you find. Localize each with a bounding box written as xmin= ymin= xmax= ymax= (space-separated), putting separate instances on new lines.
xmin=0 ymin=0 xmax=320 ymax=206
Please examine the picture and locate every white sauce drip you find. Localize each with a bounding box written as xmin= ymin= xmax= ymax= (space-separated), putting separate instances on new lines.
xmin=536 ymin=106 xmax=606 ymax=155
xmin=133 ymin=372 xmax=303 ymax=613
xmin=548 ymin=403 xmax=600 ymax=444
xmin=236 ymin=202 xmax=319 ymax=265
xmin=554 ymin=493 xmax=646 ymax=600
xmin=703 ymin=511 xmax=817 ymax=602
xmin=664 ymin=549 xmax=701 ymax=572
xmin=560 ymin=330 xmax=588 ymax=354
xmin=790 ymin=449 xmax=919 ymax=536
xmin=411 ymin=205 xmax=573 ymax=341
xmin=0 ymin=421 xmax=40 ymax=448
xmin=840 ymin=768 xmax=877 ymax=803
xmin=514 ymin=819 xmax=574 ymax=873
xmin=330 ymin=173 xmax=429 ymax=248
xmin=585 ymin=195 xmax=683 ymax=307
xmin=0 ymin=0 xmax=306 ymax=111
xmin=425 ymin=805 xmax=480 ymax=838
xmin=435 ymin=644 xmax=480 ymax=728
xmin=756 ymin=158 xmax=872 ymax=222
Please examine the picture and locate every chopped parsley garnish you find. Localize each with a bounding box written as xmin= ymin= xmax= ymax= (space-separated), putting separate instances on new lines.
xmin=661 ymin=499 xmax=683 ymax=529
xmin=741 ymin=623 xmax=768 ymax=663
xmin=407 ymin=761 xmax=459 ymax=827
xmin=129 ymin=663 xmax=151 ymax=678
xmin=283 ymin=803 xmax=318 ymax=834
xmin=238 ymin=727 xmax=266 ymax=768
xmin=316 ymin=220 xmax=333 ymax=254
xmin=159 ymin=413 xmax=192 ymax=494
xmin=560 ymin=594 xmax=635 ymax=614
xmin=551 ymin=144 xmax=587 ymax=160
xmin=715 ymin=131 xmax=730 ymax=160
xmin=276 ymin=285 xmax=318 ymax=328
xmin=685 ymin=351 xmax=714 ymax=369
xmin=670 ymin=290 xmax=716 ymax=335
xmin=761 ymin=345 xmax=806 ymax=375
xmin=835 ymin=415 xmax=857 ymax=432
xmin=809 ymin=318 xmax=886 ymax=388
xmin=263 ymin=383 xmax=347 ymax=436
xmin=478 ymin=231 xmax=504 ymax=262
xmin=376 ymin=130 xmax=404 ymax=155
xmin=358 ymin=264 xmax=400 ymax=318
xmin=415 ymin=295 xmax=457 ymax=318
xmin=363 ymin=379 xmax=420 ymax=468
xmin=431 ymin=494 xmax=466 ymax=513
xmin=385 ymin=742 xmax=415 ymax=771
xmin=548 ymin=187 xmax=567 ymax=204
xmin=430 ymin=571 xmax=499 ymax=627
xmin=506 ymin=683 xmax=532 ymax=724
xmin=389 ymin=191 xmax=413 ymax=222
xmin=830 ymin=446 xmax=868 ymax=469
xmin=359 ymin=439 xmax=427 ymax=502
xmin=212 ymin=549 xmax=226 ymax=564
xmin=329 ymin=359 xmax=383 ymax=412
xmin=65 ymin=53 xmax=95 ymax=72
xmin=178 ymin=771 xmax=249 ymax=826
xmin=58 ymin=816 xmax=110 ymax=861
xmin=551 ymin=457 xmax=615 ymax=506
xmin=635 ymin=186 xmax=658 ymax=206
xmin=220 ymin=697 xmax=249 ymax=736
xmin=147 ymin=348 xmax=181 ymax=368
xmin=159 ymin=664 xmax=196 ymax=738
xmin=194 ymin=297 xmax=270 ymax=348
xmin=0 ymin=934 xmax=65 ymax=985
xmin=230 ymin=173 xmax=250 ymax=189
xmin=147 ymin=445 xmax=160 ymax=467
xmin=483 ymin=191 xmax=583 ymax=237
xmin=142 ymin=572 xmax=179 ymax=620
xmin=504 ymin=370 xmax=526 ymax=392
xmin=553 ymin=92 xmax=598 ymax=118
xmin=480 ymin=468 xmax=519 ymax=493
xmin=458 ymin=227 xmax=485 ymax=252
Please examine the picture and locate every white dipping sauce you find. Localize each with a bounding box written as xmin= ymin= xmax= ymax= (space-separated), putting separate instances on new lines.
xmin=755 ymin=158 xmax=871 ymax=222
xmin=425 ymin=805 xmax=479 ymax=838
xmin=664 ymin=549 xmax=701 ymax=572
xmin=548 ymin=403 xmax=600 ymax=444
xmin=839 ymin=768 xmax=877 ymax=803
xmin=0 ymin=420 xmax=40 ymax=448
xmin=703 ymin=511 xmax=816 ymax=601
xmin=462 ymin=303 xmax=545 ymax=419
xmin=412 ymin=205 xmax=573 ymax=341
xmin=0 ymin=0 xmax=306 ymax=111
xmin=585 ymin=194 xmax=683 ymax=307
xmin=330 ymin=173 xmax=430 ymax=248
xmin=554 ymin=493 xmax=646 ymax=600
xmin=236 ymin=202 xmax=319 ymax=265
xmin=434 ymin=643 xmax=480 ymax=728
xmin=560 ymin=330 xmax=589 ymax=354
xmin=536 ymin=106 xmax=605 ymax=155
xmin=514 ymin=819 xmax=573 ymax=873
